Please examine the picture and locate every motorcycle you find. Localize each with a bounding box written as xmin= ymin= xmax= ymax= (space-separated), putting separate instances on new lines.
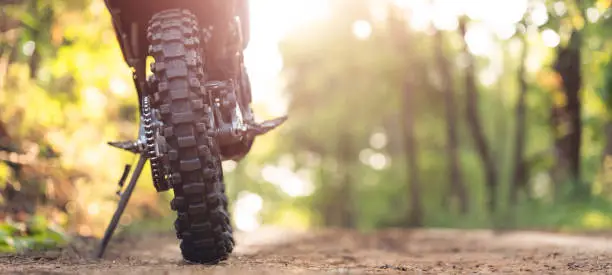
xmin=95 ymin=0 xmax=286 ymax=264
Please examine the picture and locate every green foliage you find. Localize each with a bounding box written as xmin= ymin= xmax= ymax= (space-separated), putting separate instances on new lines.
xmin=0 ymin=216 xmax=68 ymax=253
xmin=272 ymin=0 xmax=612 ymax=230
xmin=0 ymin=0 xmax=164 ymax=244
xmin=597 ymin=59 xmax=612 ymax=115
xmin=511 ymin=196 xmax=612 ymax=230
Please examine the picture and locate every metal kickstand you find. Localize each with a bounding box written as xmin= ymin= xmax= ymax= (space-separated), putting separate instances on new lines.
xmin=94 ymin=155 xmax=147 ymax=259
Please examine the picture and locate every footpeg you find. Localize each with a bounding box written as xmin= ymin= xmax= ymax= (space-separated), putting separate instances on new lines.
xmin=208 ymin=116 xmax=288 ymax=140
xmin=107 ymin=140 xmax=144 ymax=154
xmin=247 ymin=116 xmax=288 ymax=137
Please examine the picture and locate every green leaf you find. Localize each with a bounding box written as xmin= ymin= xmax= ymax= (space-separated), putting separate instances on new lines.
xmin=0 ymin=223 xmax=20 ymax=237
xmin=26 ymin=215 xmax=48 ymax=235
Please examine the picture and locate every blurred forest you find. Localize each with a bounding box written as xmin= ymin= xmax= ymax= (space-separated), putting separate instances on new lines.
xmin=0 ymin=0 xmax=612 ymax=252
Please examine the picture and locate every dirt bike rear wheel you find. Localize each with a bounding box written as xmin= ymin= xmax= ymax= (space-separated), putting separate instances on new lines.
xmin=146 ymin=9 xmax=234 ymax=264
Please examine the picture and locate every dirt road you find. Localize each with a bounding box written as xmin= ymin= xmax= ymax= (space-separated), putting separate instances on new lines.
xmin=1 ymin=227 xmax=612 ymax=274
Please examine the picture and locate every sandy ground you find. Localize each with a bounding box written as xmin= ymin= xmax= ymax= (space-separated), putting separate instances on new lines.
xmin=1 ymin=227 xmax=612 ymax=274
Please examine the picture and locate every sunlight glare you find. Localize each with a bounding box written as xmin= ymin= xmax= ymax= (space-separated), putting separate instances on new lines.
xmin=432 ymin=9 xmax=458 ymax=31
xmin=369 ymin=132 xmax=388 ymax=149
xmin=109 ymin=78 xmax=129 ymax=97
xmin=278 ymin=154 xmax=296 ymax=171
xmin=464 ymin=23 xmax=494 ymax=56
xmin=496 ymin=0 xmax=528 ymax=24
xmin=369 ymin=1 xmax=389 ymax=22
xmin=541 ymin=29 xmax=561 ymax=48
xmin=586 ymin=8 xmax=601 ymax=23
xmin=408 ymin=1 xmax=433 ymax=31
xmin=462 ymin=0 xmax=525 ymax=23
xmin=359 ymin=148 xmax=376 ymax=165
xmin=261 ymin=165 xmax=315 ymax=197
xmin=392 ymin=0 xmax=411 ymax=9
xmin=432 ymin=0 xmax=461 ymax=31
xmin=530 ymin=2 xmax=549 ymax=26
xmin=352 ymin=20 xmax=373 ymax=40
xmin=430 ymin=0 xmax=531 ymax=40
xmin=274 ymin=0 xmax=330 ymax=37
xmin=531 ymin=172 xmax=551 ymax=198
xmin=89 ymin=0 xmax=105 ymax=16
xmin=22 ymin=41 xmax=35 ymax=56
xmin=360 ymin=149 xmax=391 ymax=170
xmin=245 ymin=0 xmax=329 ymax=117
xmin=399 ymin=0 xmax=527 ymax=41
xmin=82 ymin=86 xmax=107 ymax=115
xmin=369 ymin=153 xmax=390 ymax=170
xmin=222 ymin=160 xmax=237 ymax=172
xmin=553 ymin=1 xmax=567 ymax=16
xmin=87 ymin=203 xmax=100 ymax=216
xmin=479 ymin=69 xmax=498 ymax=87
xmin=470 ymin=0 xmax=526 ymax=40
xmin=493 ymin=23 xmax=517 ymax=40
xmin=233 ymin=191 xmax=264 ymax=232
xmin=526 ymin=50 xmax=544 ymax=73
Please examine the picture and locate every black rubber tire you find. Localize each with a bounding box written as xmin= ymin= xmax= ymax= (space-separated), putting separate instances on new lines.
xmin=146 ymin=9 xmax=234 ymax=264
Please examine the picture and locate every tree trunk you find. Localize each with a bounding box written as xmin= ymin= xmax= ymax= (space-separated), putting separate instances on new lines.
xmin=0 ymin=119 xmax=9 ymax=148
xmin=601 ymin=122 xmax=612 ymax=196
xmin=402 ymin=80 xmax=423 ymax=227
xmin=458 ymin=18 xmax=498 ymax=212
xmin=28 ymin=48 xmax=40 ymax=79
xmin=510 ymin=34 xmax=529 ymax=204
xmin=434 ymin=29 xmax=468 ymax=214
xmin=552 ymin=30 xmax=582 ymax=191
xmin=600 ymin=59 xmax=612 ymax=196
xmin=387 ymin=6 xmax=423 ymax=225
xmin=0 ymin=28 xmax=19 ymax=90
xmin=0 ymin=10 xmax=21 ymax=33
xmin=327 ymin=134 xmax=355 ymax=228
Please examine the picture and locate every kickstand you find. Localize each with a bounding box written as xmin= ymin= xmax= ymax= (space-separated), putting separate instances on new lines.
xmin=94 ymin=155 xmax=147 ymax=259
